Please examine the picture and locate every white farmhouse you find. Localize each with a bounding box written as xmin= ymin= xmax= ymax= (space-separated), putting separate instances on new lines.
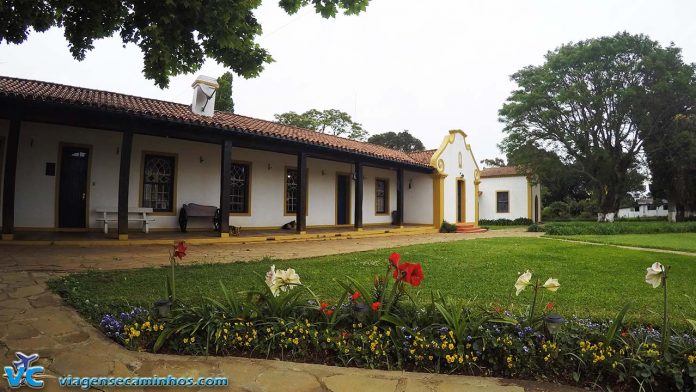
xmin=478 ymin=166 xmax=542 ymax=223
xmin=0 ymin=75 xmax=538 ymax=242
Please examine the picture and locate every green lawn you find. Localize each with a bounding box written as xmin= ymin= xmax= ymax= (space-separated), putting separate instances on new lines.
xmin=50 ymin=237 xmax=696 ymax=326
xmin=555 ymin=233 xmax=696 ymax=253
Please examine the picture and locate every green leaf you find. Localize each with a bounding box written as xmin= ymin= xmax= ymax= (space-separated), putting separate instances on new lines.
xmin=605 ymin=303 xmax=631 ymax=345
xmin=687 ymin=319 xmax=696 ymax=332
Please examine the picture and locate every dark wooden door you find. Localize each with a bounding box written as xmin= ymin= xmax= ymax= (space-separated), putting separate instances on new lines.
xmin=456 ymin=180 xmax=465 ymax=223
xmin=58 ymin=146 xmax=89 ymax=228
xmin=336 ymin=174 xmax=350 ymax=225
xmin=534 ymin=196 xmax=539 ymax=223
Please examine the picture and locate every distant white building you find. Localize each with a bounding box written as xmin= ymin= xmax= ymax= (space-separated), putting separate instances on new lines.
xmin=617 ymin=197 xmax=668 ymax=219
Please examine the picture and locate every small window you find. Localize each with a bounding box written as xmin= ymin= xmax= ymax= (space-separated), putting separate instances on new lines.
xmin=230 ymin=162 xmax=251 ymax=214
xmin=648 ymin=205 xmax=656 ymax=211
xmin=496 ymin=191 xmax=509 ymax=213
xmin=142 ymin=154 xmax=176 ymax=212
xmin=375 ymin=178 xmax=389 ymax=214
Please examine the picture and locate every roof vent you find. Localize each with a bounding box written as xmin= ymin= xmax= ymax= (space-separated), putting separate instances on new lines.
xmin=191 ymin=75 xmax=219 ymax=117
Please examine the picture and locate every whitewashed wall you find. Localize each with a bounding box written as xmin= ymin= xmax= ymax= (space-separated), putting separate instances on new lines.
xmin=0 ymin=119 xmax=8 ymax=227
xmin=618 ymin=204 xmax=669 ymax=218
xmin=437 ymin=132 xmax=478 ymax=224
xmin=129 ymin=134 xmax=221 ymax=230
xmin=478 ymin=176 xmax=530 ymax=221
xmin=2 ymin=121 xmax=423 ymax=231
xmin=404 ymin=171 xmax=434 ymax=224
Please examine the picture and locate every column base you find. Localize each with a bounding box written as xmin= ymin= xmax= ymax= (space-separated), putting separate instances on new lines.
xmin=220 ymin=232 xmax=229 ymax=238
xmin=298 ymin=231 xmax=307 ymax=235
xmin=118 ymin=234 xmax=129 ymax=241
xmin=355 ymin=227 xmax=364 ymax=232
xmin=1 ymin=233 xmax=14 ymax=241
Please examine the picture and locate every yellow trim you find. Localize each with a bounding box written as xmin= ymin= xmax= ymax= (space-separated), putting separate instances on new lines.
xmin=118 ymin=234 xmax=128 ymax=241
xmin=496 ymin=190 xmax=510 ymax=213
xmin=527 ymin=179 xmax=533 ymax=219
xmin=229 ymin=160 xmax=252 ymax=216
xmin=219 ymin=232 xmax=229 ymax=238
xmin=432 ymin=173 xmax=446 ymax=227
xmin=1 ymin=234 xmax=14 ymax=240
xmin=375 ymin=177 xmax=390 ymax=215
xmin=55 ymin=142 xmax=93 ymax=229
xmin=335 ymin=172 xmax=352 ymax=225
xmin=284 ymin=166 xmax=309 ymax=217
xmin=429 ymin=130 xmax=480 ymax=174
xmin=139 ymin=151 xmax=179 ymax=216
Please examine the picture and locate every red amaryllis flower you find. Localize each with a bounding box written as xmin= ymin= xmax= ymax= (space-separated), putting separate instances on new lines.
xmin=371 ymin=302 xmax=381 ymax=311
xmin=320 ymin=302 xmax=328 ymax=310
xmin=327 ymin=309 xmax=334 ymax=316
xmin=173 ymin=241 xmax=187 ymax=259
xmin=351 ymin=291 xmax=361 ymax=301
xmin=393 ymin=262 xmax=424 ymax=287
xmin=546 ymin=302 xmax=554 ymax=311
xmin=388 ymin=252 xmax=401 ymax=267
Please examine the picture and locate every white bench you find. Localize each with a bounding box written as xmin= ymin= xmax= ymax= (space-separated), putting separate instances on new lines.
xmin=95 ymin=208 xmax=155 ymax=234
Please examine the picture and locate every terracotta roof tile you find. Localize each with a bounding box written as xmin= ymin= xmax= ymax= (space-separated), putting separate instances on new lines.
xmin=0 ymin=76 xmax=431 ymax=168
xmin=406 ymin=149 xmax=436 ymax=165
xmin=480 ymin=166 xmax=525 ymax=178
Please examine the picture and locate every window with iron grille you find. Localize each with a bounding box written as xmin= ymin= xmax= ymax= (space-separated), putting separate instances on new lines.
xmin=142 ymin=154 xmax=175 ymax=212
xmin=229 ymin=163 xmax=250 ymax=214
xmin=496 ymin=191 xmax=509 ymax=213
xmin=375 ymin=178 xmax=389 ymax=214
xmin=286 ymin=168 xmax=299 ymax=214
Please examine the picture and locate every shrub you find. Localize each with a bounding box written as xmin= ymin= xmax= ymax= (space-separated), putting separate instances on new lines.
xmin=440 ymin=220 xmax=457 ymax=233
xmin=544 ymin=221 xmax=696 ymax=236
xmin=479 ymin=218 xmax=533 ymax=226
xmin=527 ymin=224 xmax=544 ymax=232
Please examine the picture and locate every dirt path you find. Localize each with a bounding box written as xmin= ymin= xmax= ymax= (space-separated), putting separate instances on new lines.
xmin=0 ymin=229 xmax=543 ymax=273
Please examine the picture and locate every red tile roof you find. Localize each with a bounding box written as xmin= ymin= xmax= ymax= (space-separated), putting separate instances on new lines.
xmin=480 ymin=166 xmax=526 ymax=178
xmin=0 ymin=76 xmax=431 ymax=168
xmin=406 ymin=149 xmax=436 ymax=165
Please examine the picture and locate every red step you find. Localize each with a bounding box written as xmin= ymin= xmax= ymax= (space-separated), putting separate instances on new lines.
xmin=455 ymin=224 xmax=488 ymax=234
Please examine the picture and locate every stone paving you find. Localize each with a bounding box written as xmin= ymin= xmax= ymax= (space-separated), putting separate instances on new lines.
xmin=0 ymin=230 xmax=582 ymax=392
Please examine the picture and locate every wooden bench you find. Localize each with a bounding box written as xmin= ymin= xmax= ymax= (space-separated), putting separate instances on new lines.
xmin=178 ymin=203 xmax=220 ymax=232
xmin=95 ymin=208 xmax=155 ymax=234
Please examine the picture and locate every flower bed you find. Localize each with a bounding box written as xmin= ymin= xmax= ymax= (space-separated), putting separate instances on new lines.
xmin=95 ymin=243 xmax=696 ymax=391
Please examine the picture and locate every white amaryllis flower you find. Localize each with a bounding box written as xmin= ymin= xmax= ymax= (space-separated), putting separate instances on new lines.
xmin=515 ymin=270 xmax=533 ymax=296
xmin=542 ymin=278 xmax=560 ymax=292
xmin=645 ymin=262 xmax=665 ymax=288
xmin=266 ymin=265 xmax=301 ymax=297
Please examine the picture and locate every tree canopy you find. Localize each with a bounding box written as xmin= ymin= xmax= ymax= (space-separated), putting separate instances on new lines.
xmin=499 ymin=32 xmax=693 ymax=219
xmin=0 ymin=0 xmax=369 ymax=87
xmin=274 ymin=109 xmax=368 ymax=140
xmin=367 ymin=130 xmax=425 ymax=152
xmin=479 ymin=157 xmax=506 ymax=167
xmin=214 ymin=71 xmax=234 ymax=113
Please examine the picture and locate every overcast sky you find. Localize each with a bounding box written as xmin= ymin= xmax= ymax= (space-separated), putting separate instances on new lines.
xmin=1 ymin=0 xmax=695 ymax=161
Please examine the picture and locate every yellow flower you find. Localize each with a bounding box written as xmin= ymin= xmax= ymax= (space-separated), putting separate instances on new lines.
xmin=183 ymin=338 xmax=189 ymax=343
xmin=124 ymin=338 xmax=130 ymax=344
xmin=386 ymin=329 xmax=391 ymax=337
xmin=190 ymin=337 xmax=196 ymax=343
xmin=448 ymin=343 xmax=454 ymax=350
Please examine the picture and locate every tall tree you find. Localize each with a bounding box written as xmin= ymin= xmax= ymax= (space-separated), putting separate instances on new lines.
xmin=274 ymin=109 xmax=368 ymax=140
xmin=630 ymin=47 xmax=696 ymax=221
xmin=499 ymin=32 xmax=687 ymax=221
xmin=214 ymin=71 xmax=234 ymax=113
xmin=0 ymin=0 xmax=369 ymax=87
xmin=367 ymin=130 xmax=425 ymax=152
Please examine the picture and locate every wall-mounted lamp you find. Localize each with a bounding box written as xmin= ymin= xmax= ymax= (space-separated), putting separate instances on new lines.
xmin=199 ymin=156 xmax=205 ymax=164
xmin=408 ymin=179 xmax=413 ymax=189
xmin=321 ymin=169 xmax=325 ymax=176
xmin=267 ymin=163 xmax=272 ymax=171
xmin=29 ymin=138 xmax=34 ymax=147
xmin=116 ymin=146 xmax=120 ymax=155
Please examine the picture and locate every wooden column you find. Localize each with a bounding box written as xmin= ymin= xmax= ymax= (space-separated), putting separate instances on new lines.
xmin=396 ymin=167 xmax=404 ymax=227
xmin=354 ymin=161 xmax=363 ymax=231
xmin=219 ymin=139 xmax=232 ymax=236
xmin=296 ymin=152 xmax=307 ymax=234
xmin=117 ymin=131 xmax=133 ymax=240
xmin=1 ymin=118 xmax=20 ymax=240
